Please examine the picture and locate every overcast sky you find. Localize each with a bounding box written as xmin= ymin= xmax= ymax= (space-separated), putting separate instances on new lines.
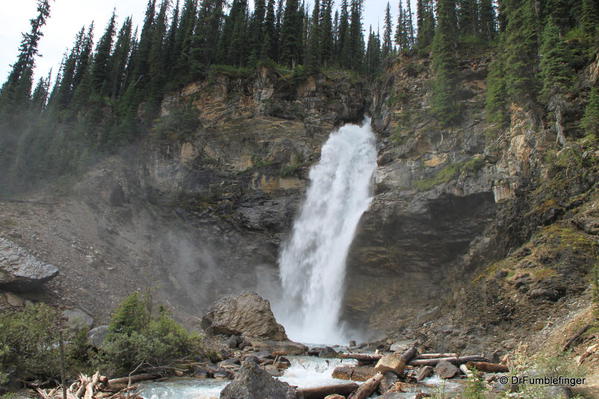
xmin=0 ymin=0 xmax=401 ymax=83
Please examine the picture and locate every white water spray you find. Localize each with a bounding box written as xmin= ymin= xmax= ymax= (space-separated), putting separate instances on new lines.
xmin=276 ymin=119 xmax=377 ymax=345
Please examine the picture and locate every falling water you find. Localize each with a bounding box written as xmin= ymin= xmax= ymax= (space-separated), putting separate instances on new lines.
xmin=276 ymin=119 xmax=377 ymax=345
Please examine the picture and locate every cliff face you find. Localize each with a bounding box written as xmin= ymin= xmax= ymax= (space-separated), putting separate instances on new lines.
xmin=0 ymin=57 xmax=596 ymax=355
xmin=346 ymin=54 xmax=598 ymax=354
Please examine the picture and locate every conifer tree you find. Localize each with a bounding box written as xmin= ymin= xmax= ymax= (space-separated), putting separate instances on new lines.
xmin=338 ymin=0 xmax=351 ymax=67
xmin=539 ymin=19 xmax=573 ymax=146
xmin=581 ymin=0 xmax=599 ymax=38
xmin=109 ymin=19 xmax=133 ymax=100
xmin=458 ymin=0 xmax=478 ymax=36
xmin=431 ymin=0 xmax=459 ymax=125
xmin=478 ymin=0 xmax=496 ymax=40
xmin=249 ymin=0 xmax=267 ymax=64
xmin=306 ymin=0 xmax=321 ymax=72
xmin=504 ymin=0 xmax=539 ymax=108
xmin=91 ymin=11 xmax=116 ymax=96
xmin=581 ymin=87 xmax=599 ymax=137
xmin=280 ymin=0 xmax=303 ymax=67
xmin=416 ymin=0 xmax=435 ymax=49
xmin=382 ymin=3 xmax=393 ymax=57
xmin=365 ymin=27 xmax=382 ymax=75
xmin=348 ymin=0 xmax=364 ymax=71
xmin=262 ymin=0 xmax=278 ymax=60
xmin=0 ymin=0 xmax=51 ymax=114
xmin=172 ymin=0 xmax=198 ymax=82
xmin=405 ymin=0 xmax=415 ymax=47
xmin=320 ymin=0 xmax=334 ymax=66
xmin=485 ymin=52 xmax=508 ymax=125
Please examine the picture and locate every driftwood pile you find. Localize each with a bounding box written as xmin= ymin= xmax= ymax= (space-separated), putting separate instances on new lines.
xmin=297 ymin=347 xmax=510 ymax=399
xmin=35 ymin=371 xmax=158 ymax=399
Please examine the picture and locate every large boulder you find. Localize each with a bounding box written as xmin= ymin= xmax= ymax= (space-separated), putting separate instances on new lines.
xmin=220 ymin=360 xmax=296 ymax=399
xmin=0 ymin=238 xmax=59 ymax=291
xmin=202 ymin=292 xmax=288 ymax=340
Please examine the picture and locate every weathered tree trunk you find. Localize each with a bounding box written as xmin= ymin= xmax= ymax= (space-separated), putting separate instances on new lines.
xmin=466 ymin=362 xmax=509 ymax=373
xmin=296 ymin=383 xmax=359 ymax=399
xmin=409 ymin=356 xmax=487 ymax=367
xmin=339 ymin=353 xmax=382 ymax=362
xmin=459 ymin=364 xmax=473 ymax=378
xmin=348 ymin=372 xmax=383 ymax=399
xmin=107 ymin=373 xmax=160 ymax=386
xmin=417 ymin=353 xmax=458 ymax=359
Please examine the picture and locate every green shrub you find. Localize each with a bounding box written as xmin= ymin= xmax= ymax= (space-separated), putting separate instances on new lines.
xmin=99 ymin=294 xmax=203 ymax=374
xmin=0 ymin=304 xmax=62 ymax=382
xmin=463 ymin=371 xmax=487 ymax=399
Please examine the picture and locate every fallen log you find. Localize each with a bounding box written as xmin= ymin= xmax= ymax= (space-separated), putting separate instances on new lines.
xmin=374 ymin=346 xmax=418 ymax=375
xmin=339 ymin=353 xmax=382 ymax=362
xmin=466 ymin=362 xmax=509 ymax=373
xmin=409 ymin=356 xmax=487 ymax=367
xmin=296 ymin=382 xmax=359 ymax=399
xmin=417 ymin=353 xmax=458 ymax=359
xmin=348 ymin=372 xmax=384 ymax=399
xmin=108 ymin=373 xmax=161 ymax=386
xmin=332 ymin=366 xmax=376 ymax=382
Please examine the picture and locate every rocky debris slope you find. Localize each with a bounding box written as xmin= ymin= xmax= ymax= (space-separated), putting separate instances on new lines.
xmin=0 ymin=237 xmax=58 ymax=291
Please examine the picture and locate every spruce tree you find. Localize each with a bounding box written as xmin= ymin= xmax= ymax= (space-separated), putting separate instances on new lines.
xmin=416 ymin=0 xmax=435 ymax=49
xmin=581 ymin=87 xmax=599 ymax=137
xmin=109 ymin=18 xmax=133 ymax=99
xmin=485 ymin=51 xmax=508 ymax=126
xmin=539 ymin=19 xmax=573 ymax=146
xmin=504 ymin=0 xmax=539 ymax=108
xmin=581 ymin=0 xmax=599 ymax=38
xmin=306 ymin=0 xmax=321 ymax=72
xmin=262 ymin=0 xmax=278 ymax=60
xmin=338 ymin=0 xmax=351 ymax=67
xmin=320 ymin=0 xmax=334 ymax=66
xmin=172 ymin=0 xmax=198 ymax=82
xmin=382 ymin=3 xmax=393 ymax=57
xmin=431 ymin=0 xmax=460 ymax=125
xmin=91 ymin=11 xmax=116 ymax=96
xmin=348 ymin=0 xmax=364 ymax=71
xmin=0 ymin=0 xmax=51 ymax=114
xmin=458 ymin=0 xmax=478 ymax=36
xmin=478 ymin=0 xmax=496 ymax=41
xmin=405 ymin=0 xmax=415 ymax=48
xmin=280 ymin=0 xmax=303 ymax=67
xmin=249 ymin=0 xmax=267 ymax=64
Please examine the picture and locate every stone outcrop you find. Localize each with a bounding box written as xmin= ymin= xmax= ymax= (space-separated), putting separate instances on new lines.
xmin=220 ymin=360 xmax=296 ymax=399
xmin=202 ymin=292 xmax=288 ymax=340
xmin=0 ymin=237 xmax=59 ymax=291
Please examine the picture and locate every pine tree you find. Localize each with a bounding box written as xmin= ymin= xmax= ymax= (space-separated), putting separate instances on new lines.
xmin=581 ymin=87 xmax=599 ymax=137
xmin=280 ymin=0 xmax=303 ymax=67
xmin=382 ymin=3 xmax=393 ymax=57
xmin=249 ymin=0 xmax=266 ymax=64
xmin=478 ymin=0 xmax=496 ymax=40
xmin=172 ymin=0 xmax=198 ymax=82
xmin=338 ymin=0 xmax=351 ymax=67
xmin=54 ymin=28 xmax=85 ymax=109
xmin=306 ymin=0 xmax=321 ymax=72
xmin=320 ymin=0 xmax=334 ymax=66
xmin=91 ymin=11 xmax=116 ymax=96
xmin=431 ymin=0 xmax=460 ymax=125
xmin=504 ymin=0 xmax=539 ymax=108
xmin=0 ymin=0 xmax=51 ymax=114
xmin=485 ymin=51 xmax=508 ymax=125
xmin=262 ymin=0 xmax=278 ymax=60
xmin=416 ymin=0 xmax=435 ymax=49
xmin=365 ymin=27 xmax=382 ymax=75
xmin=405 ymin=0 xmax=415 ymax=47
xmin=581 ymin=0 xmax=599 ymax=38
xmin=458 ymin=0 xmax=478 ymax=36
xmin=348 ymin=0 xmax=364 ymax=71
xmin=109 ymin=18 xmax=133 ymax=99
xmin=539 ymin=19 xmax=573 ymax=146
xmin=147 ymin=1 xmax=169 ymax=109
xmin=164 ymin=1 xmax=180 ymax=80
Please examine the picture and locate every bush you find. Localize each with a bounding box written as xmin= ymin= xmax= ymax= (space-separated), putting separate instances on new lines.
xmin=0 ymin=304 xmax=62 ymax=382
xmin=98 ymin=293 xmax=203 ymax=374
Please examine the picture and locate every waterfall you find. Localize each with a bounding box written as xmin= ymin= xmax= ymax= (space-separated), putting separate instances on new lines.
xmin=276 ymin=119 xmax=377 ymax=345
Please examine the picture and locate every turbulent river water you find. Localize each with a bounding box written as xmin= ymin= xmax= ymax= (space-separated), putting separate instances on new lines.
xmin=274 ymin=119 xmax=378 ymax=345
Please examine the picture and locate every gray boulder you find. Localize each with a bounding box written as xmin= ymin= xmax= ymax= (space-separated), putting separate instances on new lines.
xmin=435 ymin=360 xmax=459 ymax=379
xmin=202 ymin=292 xmax=287 ymax=340
xmin=63 ymin=309 xmax=94 ymax=330
xmin=0 ymin=237 xmax=59 ymax=291
xmin=88 ymin=325 xmax=110 ymax=347
xmin=220 ymin=360 xmax=296 ymax=399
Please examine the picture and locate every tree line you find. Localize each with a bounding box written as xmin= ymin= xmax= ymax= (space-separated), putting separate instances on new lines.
xmin=0 ymin=0 xmax=598 ymax=191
